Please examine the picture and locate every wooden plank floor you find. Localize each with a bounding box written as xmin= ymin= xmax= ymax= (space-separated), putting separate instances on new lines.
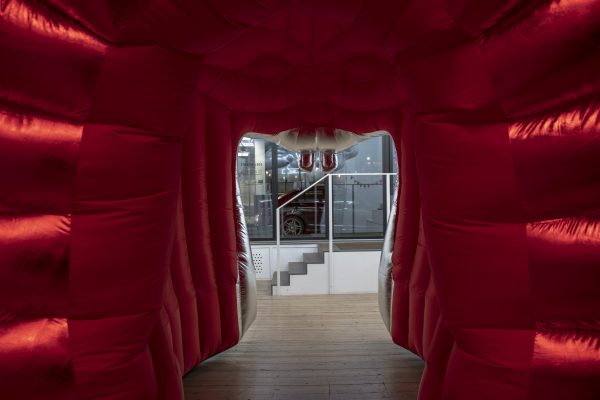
xmin=183 ymin=283 xmax=424 ymax=400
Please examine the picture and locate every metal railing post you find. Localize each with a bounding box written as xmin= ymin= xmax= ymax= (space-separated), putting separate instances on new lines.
xmin=328 ymin=174 xmax=334 ymax=294
xmin=275 ymin=208 xmax=281 ymax=295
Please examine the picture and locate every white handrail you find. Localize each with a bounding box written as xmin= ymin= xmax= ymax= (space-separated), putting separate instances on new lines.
xmin=276 ymin=173 xmax=331 ymax=212
xmin=331 ymin=173 xmax=397 ymax=176
xmin=274 ymin=172 xmax=397 ymax=295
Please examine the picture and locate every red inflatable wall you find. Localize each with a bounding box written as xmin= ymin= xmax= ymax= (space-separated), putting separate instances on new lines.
xmin=1 ymin=1 xmax=599 ymax=399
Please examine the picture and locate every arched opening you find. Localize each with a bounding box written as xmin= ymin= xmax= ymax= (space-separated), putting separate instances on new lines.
xmin=183 ymin=128 xmax=421 ymax=399
xmin=235 ymin=129 xmax=398 ymax=294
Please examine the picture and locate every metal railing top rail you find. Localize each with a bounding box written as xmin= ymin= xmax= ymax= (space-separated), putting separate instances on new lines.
xmin=332 ymin=173 xmax=398 ymax=175
xmin=276 ymin=172 xmax=397 ymax=211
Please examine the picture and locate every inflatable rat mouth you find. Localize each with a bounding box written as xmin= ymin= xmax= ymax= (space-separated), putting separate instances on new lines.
xmin=1 ymin=1 xmax=599 ymax=399
xmin=248 ymin=127 xmax=383 ymax=172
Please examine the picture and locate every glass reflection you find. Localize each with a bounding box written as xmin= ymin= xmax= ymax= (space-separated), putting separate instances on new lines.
xmin=237 ymin=134 xmax=398 ymax=241
xmin=332 ymin=175 xmax=385 ymax=238
xmin=237 ymin=138 xmax=273 ymax=239
xmin=277 ymin=149 xmax=326 ymax=238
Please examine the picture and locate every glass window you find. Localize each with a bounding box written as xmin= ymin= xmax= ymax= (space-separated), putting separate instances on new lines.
xmin=279 ymin=184 xmax=327 ymax=239
xmin=332 ymin=136 xmax=386 ymax=237
xmin=276 ymin=148 xmax=327 ymax=239
xmin=332 ymin=174 xmax=385 ymax=238
xmin=236 ymin=138 xmax=273 ymax=239
xmin=237 ymin=133 xmax=397 ymax=241
xmin=275 ymin=147 xmax=322 ymax=195
xmin=336 ymin=136 xmax=383 ymax=174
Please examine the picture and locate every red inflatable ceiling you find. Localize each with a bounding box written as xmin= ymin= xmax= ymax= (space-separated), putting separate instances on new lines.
xmin=1 ymin=0 xmax=599 ymax=399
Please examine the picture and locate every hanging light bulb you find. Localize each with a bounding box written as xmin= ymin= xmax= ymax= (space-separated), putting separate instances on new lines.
xmin=321 ymin=150 xmax=338 ymax=172
xmin=299 ymin=150 xmax=315 ymax=172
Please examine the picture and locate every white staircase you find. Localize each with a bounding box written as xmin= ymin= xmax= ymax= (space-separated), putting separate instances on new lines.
xmin=271 ymin=243 xmax=382 ymax=296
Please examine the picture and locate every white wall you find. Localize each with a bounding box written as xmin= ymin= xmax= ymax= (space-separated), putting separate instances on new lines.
xmin=331 ymin=251 xmax=380 ymax=294
xmin=250 ymin=243 xmax=382 ymax=295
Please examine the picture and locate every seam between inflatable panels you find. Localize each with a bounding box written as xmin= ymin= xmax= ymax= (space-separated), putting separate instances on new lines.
xmin=65 ymin=46 xmax=110 ymax=398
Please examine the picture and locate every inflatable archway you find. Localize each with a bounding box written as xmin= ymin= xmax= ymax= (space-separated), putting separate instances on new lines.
xmin=1 ymin=1 xmax=599 ymax=399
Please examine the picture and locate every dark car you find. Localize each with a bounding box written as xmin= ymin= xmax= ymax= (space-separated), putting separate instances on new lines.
xmin=278 ymin=184 xmax=385 ymax=237
xmin=278 ymin=185 xmax=326 ymax=236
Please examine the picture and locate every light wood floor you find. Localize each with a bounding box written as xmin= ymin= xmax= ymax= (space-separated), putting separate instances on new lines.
xmin=183 ymin=283 xmax=424 ymax=400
